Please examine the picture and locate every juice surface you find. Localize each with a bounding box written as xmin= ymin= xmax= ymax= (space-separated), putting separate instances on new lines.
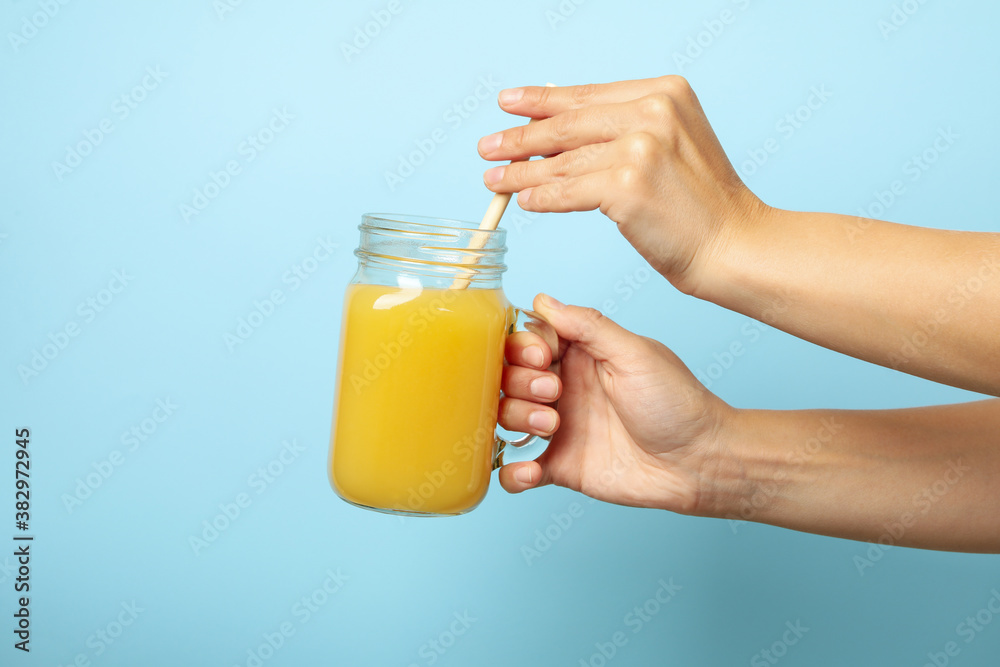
xmin=330 ymin=284 xmax=511 ymax=515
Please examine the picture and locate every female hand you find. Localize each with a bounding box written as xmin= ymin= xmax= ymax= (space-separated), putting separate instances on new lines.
xmin=497 ymin=293 xmax=734 ymax=515
xmin=479 ymin=76 xmax=767 ymax=294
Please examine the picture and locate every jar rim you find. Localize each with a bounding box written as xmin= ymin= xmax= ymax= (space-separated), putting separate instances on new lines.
xmin=361 ymin=213 xmax=507 ymax=242
xmin=355 ymin=212 xmax=507 ymax=283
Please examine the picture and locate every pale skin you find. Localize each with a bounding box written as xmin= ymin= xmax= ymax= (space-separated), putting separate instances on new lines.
xmin=479 ymin=76 xmax=1000 ymax=553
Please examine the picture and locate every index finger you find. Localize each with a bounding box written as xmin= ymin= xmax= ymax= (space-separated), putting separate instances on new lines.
xmin=498 ymin=75 xmax=693 ymax=118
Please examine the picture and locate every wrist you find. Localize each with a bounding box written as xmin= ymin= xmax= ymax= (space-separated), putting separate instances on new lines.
xmin=692 ymin=407 xmax=807 ymax=526
xmin=683 ymin=194 xmax=783 ymax=303
xmin=689 ymin=405 xmax=758 ymax=520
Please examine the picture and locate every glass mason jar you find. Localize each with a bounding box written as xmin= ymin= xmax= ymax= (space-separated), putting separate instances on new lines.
xmin=328 ymin=213 xmax=551 ymax=517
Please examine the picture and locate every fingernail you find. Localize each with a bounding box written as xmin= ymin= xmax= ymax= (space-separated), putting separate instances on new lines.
xmin=530 ymin=376 xmax=558 ymax=400
xmin=523 ymin=345 xmax=544 ymax=368
xmin=528 ymin=411 xmax=555 ymax=433
xmin=478 ymin=132 xmax=502 ymax=155
xmin=540 ymin=293 xmax=565 ymax=310
xmin=484 ymin=165 xmax=505 ymax=185
xmin=499 ymin=88 xmax=524 ymax=106
xmin=514 ymin=465 xmax=534 ymax=485
xmin=518 ymin=188 xmax=532 ymax=205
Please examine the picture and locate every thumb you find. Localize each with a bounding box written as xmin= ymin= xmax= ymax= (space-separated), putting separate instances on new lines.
xmin=532 ymin=293 xmax=640 ymax=368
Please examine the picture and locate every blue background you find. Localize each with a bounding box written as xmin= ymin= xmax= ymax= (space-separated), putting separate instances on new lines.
xmin=2 ymin=0 xmax=999 ymax=665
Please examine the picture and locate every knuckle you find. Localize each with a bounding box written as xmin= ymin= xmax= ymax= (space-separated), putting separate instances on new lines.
xmin=660 ymin=74 xmax=693 ymax=98
xmin=543 ymin=182 xmax=563 ymax=207
xmin=505 ymin=125 xmax=527 ymax=152
xmin=598 ymin=115 xmax=624 ymax=141
xmin=639 ymin=93 xmax=676 ymax=123
xmin=558 ymin=178 xmax=585 ymax=206
xmin=534 ymin=84 xmax=554 ymax=108
xmin=625 ymin=132 xmax=660 ymax=163
xmin=613 ymin=164 xmax=645 ymax=192
xmin=535 ymin=182 xmax=563 ymax=208
xmin=578 ymin=306 xmax=606 ymax=329
xmin=549 ymin=150 xmax=577 ymax=179
xmin=551 ymin=112 xmax=576 ymax=144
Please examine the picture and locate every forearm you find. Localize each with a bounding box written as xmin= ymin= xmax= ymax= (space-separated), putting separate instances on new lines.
xmin=693 ymin=207 xmax=1000 ymax=395
xmin=706 ymin=399 xmax=1000 ymax=552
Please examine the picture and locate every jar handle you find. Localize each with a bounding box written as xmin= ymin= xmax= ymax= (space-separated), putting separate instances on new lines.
xmin=492 ymin=307 xmax=560 ymax=470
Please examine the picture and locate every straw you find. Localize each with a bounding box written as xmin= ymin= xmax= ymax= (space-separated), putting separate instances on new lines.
xmin=450 ymin=83 xmax=556 ymax=290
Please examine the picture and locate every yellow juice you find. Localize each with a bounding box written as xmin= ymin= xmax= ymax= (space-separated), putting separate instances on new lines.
xmin=330 ymin=284 xmax=512 ymax=515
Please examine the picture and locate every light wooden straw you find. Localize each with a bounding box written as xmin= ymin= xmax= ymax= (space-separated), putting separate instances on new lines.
xmin=450 ymin=83 xmax=556 ymax=290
